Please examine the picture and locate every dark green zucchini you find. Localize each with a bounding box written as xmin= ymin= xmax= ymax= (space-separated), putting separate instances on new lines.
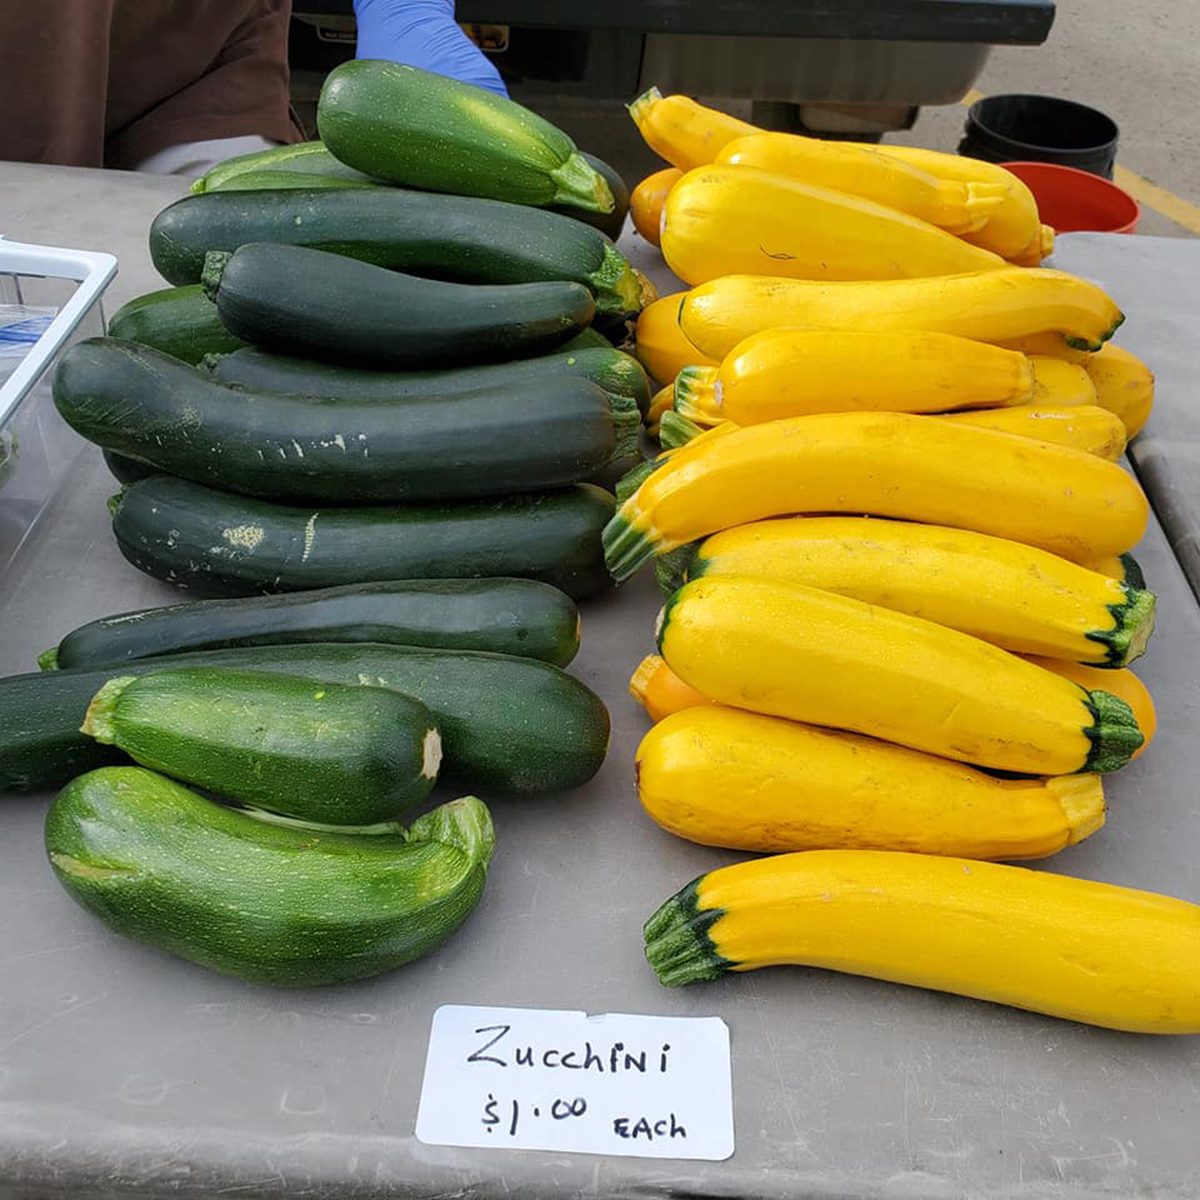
xmin=209 ymin=342 xmax=651 ymax=416
xmin=102 ymin=449 xmax=156 ymax=485
xmin=550 ymin=153 xmax=630 ymax=241
xmin=203 ymin=242 xmax=594 ymax=368
xmin=47 ymin=771 xmax=492 ymax=986
xmin=317 ymin=60 xmax=613 ymax=212
xmin=564 ymin=328 xmax=613 ymax=351
xmin=1 ymin=642 xmax=610 ymax=794
xmin=150 ymin=188 xmax=643 ymax=316
xmin=83 ymin=668 xmax=441 ymax=824
xmin=107 ymin=285 xmax=246 ymax=365
xmin=55 ymin=339 xmax=637 ymax=503
xmin=190 ymin=140 xmax=377 ymax=194
xmin=40 ymin=578 xmax=581 ymax=671
xmin=111 ymin=474 xmax=615 ymax=599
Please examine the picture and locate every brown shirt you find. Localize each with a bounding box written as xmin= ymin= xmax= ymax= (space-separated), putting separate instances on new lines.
xmin=0 ymin=1 xmax=301 ymax=169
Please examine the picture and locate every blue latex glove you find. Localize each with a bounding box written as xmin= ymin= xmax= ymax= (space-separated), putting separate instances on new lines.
xmin=353 ymin=0 xmax=508 ymax=96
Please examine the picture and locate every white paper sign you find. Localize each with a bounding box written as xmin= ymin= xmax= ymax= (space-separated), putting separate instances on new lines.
xmin=415 ymin=1004 xmax=734 ymax=1161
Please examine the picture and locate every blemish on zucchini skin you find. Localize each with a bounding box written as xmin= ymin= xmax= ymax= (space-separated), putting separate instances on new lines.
xmin=222 ymin=525 xmax=264 ymax=551
xmin=49 ymin=852 xmax=133 ymax=882
xmin=422 ymin=728 xmax=443 ymax=780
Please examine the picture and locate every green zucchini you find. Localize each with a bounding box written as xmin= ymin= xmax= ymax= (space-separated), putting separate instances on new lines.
xmin=111 ymin=475 xmax=614 ymax=599
xmin=39 ymin=578 xmax=580 ymax=672
xmin=55 ymin=339 xmax=637 ymax=503
xmin=82 ymin=668 xmax=441 ymax=824
xmin=551 ymin=153 xmax=630 ymax=241
xmin=209 ymin=341 xmax=652 ymax=416
xmin=190 ymin=140 xmax=377 ymax=194
xmin=47 ymin=770 xmax=493 ymax=986
xmin=107 ymin=285 xmax=245 ymax=365
xmin=1 ymin=642 xmax=610 ymax=794
xmin=204 ymin=242 xmax=594 ymax=368
xmin=565 ymin=328 xmax=613 ymax=350
xmin=102 ymin=449 xmax=156 ymax=485
xmin=317 ymin=60 xmax=613 ymax=213
xmin=150 ymin=188 xmax=643 ymax=316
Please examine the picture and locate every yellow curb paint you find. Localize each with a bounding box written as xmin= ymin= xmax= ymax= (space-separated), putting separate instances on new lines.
xmin=956 ymin=90 xmax=1200 ymax=234
xmin=1113 ymin=166 xmax=1200 ymax=235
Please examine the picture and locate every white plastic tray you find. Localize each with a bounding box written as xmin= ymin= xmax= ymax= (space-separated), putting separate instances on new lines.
xmin=0 ymin=237 xmax=117 ymax=570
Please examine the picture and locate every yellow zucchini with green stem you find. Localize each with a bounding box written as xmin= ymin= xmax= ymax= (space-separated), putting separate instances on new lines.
xmin=602 ymin=410 xmax=1149 ymax=580
xmin=716 ymin=132 xmax=1007 ymax=233
xmin=628 ymin=651 xmax=1156 ymax=760
xmin=660 ymin=165 xmax=1004 ymax=286
xmin=675 ymin=515 xmax=1156 ymax=667
xmin=643 ymin=849 xmax=1200 ymax=1034
xmin=637 ymin=705 xmax=1105 ymax=859
xmin=657 ymin=574 xmax=1143 ymax=775
xmin=679 ymin=269 xmax=1123 ymax=361
xmin=673 ymin=328 xmax=1035 ymax=426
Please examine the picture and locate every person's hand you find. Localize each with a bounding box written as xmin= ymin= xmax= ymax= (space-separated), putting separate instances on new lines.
xmin=353 ymin=0 xmax=508 ymax=96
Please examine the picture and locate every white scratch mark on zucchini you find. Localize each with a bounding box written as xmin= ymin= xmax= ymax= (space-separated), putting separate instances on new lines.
xmin=291 ymin=439 xmax=305 ymax=459
xmin=302 ymin=513 xmax=319 ymax=563
xmin=318 ymin=433 xmax=346 ymax=452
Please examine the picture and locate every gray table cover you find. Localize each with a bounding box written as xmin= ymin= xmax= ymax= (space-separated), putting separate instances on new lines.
xmin=1052 ymin=234 xmax=1200 ymax=609
xmin=0 ymin=165 xmax=1198 ymax=1199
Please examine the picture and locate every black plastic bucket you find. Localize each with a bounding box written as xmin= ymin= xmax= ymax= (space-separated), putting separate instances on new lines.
xmin=958 ymin=94 xmax=1120 ymax=179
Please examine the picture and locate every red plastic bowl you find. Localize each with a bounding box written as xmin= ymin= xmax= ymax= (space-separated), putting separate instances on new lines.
xmin=1001 ymin=160 xmax=1140 ymax=234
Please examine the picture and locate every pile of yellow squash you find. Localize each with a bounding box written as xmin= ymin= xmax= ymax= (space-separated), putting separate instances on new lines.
xmin=621 ymin=91 xmax=1200 ymax=1036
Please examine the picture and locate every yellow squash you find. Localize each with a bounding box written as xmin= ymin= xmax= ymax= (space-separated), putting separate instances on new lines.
xmin=657 ymin=574 xmax=1143 ymax=775
xmin=637 ymin=706 xmax=1105 ymax=859
xmin=634 ymin=292 xmax=715 ymax=387
xmin=682 ymin=516 xmax=1155 ymax=666
xmin=1030 ymin=356 xmax=1098 ymax=406
xmin=643 ymin=849 xmax=1200 ymax=1034
xmin=661 ymin=165 xmax=1004 ymax=285
xmin=644 ymin=382 xmax=675 ymax=436
xmin=679 ymin=270 xmax=1123 ymax=361
xmin=630 ymin=653 xmax=712 ymax=722
xmin=939 ymin=404 xmax=1127 ymax=460
xmin=995 ymin=332 xmax=1092 ymax=364
xmin=629 ymin=652 xmax=1155 ymax=760
xmin=673 ymin=328 xmax=1034 ymax=426
xmin=602 ymin=410 xmax=1149 ymax=579
xmin=628 ymin=87 xmax=758 ymax=171
xmin=717 ymin=132 xmax=1007 ymax=233
xmin=1086 ymin=342 xmax=1155 ymax=437
xmin=630 ymin=166 xmax=682 ymax=246
xmin=873 ymin=145 xmax=1050 ymax=263
xmin=1024 ymin=656 xmax=1156 ymax=760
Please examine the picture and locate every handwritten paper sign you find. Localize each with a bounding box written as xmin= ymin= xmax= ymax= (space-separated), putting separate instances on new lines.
xmin=415 ymin=1005 xmax=734 ymax=1161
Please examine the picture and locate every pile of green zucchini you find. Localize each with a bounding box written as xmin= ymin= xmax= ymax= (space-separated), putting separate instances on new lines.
xmin=6 ymin=65 xmax=643 ymax=988
xmin=84 ymin=60 xmax=655 ymax=600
